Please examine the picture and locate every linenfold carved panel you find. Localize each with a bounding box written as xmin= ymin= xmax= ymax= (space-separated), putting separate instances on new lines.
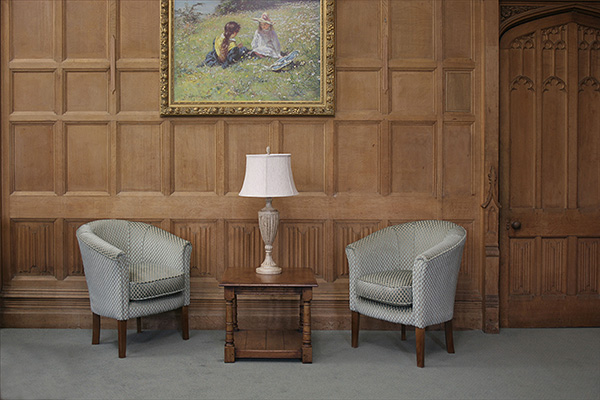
xmin=509 ymin=238 xmax=535 ymax=297
xmin=278 ymin=221 xmax=325 ymax=277
xmin=541 ymin=238 xmax=567 ymax=296
xmin=11 ymin=220 xmax=56 ymax=277
xmin=334 ymin=221 xmax=381 ymax=280
xmin=577 ymin=239 xmax=599 ymax=295
xmin=172 ymin=220 xmax=217 ymax=277
xmin=226 ymin=221 xmax=264 ymax=270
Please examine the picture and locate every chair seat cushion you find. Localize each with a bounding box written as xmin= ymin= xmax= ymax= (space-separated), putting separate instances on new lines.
xmin=129 ymin=263 xmax=185 ymax=301
xmin=356 ymin=269 xmax=413 ymax=307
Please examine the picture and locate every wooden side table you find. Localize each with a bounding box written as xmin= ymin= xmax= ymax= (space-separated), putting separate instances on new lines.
xmin=219 ymin=268 xmax=318 ymax=363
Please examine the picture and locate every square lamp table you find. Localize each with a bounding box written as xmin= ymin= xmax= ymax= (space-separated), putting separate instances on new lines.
xmin=219 ymin=268 xmax=318 ymax=363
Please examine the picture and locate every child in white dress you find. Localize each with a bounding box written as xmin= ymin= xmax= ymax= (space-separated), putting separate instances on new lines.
xmin=251 ymin=13 xmax=283 ymax=59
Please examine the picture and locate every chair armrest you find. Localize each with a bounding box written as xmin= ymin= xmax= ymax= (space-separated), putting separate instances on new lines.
xmin=411 ymin=228 xmax=467 ymax=326
xmin=76 ymin=229 xmax=130 ymax=320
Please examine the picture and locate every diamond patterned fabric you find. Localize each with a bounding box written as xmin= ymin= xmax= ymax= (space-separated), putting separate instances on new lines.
xmin=76 ymin=219 xmax=192 ymax=321
xmin=346 ymin=220 xmax=466 ymax=328
xmin=356 ymin=269 xmax=413 ymax=306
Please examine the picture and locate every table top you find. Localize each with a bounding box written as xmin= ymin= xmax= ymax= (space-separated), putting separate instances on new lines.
xmin=219 ymin=268 xmax=318 ymax=288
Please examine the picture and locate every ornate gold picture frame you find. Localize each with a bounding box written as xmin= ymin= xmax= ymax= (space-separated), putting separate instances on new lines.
xmin=160 ymin=0 xmax=334 ymax=116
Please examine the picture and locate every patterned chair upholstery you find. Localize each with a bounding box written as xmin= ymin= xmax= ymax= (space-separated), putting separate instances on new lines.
xmin=346 ymin=220 xmax=467 ymax=367
xmin=76 ymin=219 xmax=192 ymax=358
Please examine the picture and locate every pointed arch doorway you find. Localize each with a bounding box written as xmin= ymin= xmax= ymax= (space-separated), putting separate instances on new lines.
xmin=499 ymin=6 xmax=600 ymax=327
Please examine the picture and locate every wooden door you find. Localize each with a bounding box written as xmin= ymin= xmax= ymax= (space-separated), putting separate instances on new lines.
xmin=500 ymin=12 xmax=600 ymax=327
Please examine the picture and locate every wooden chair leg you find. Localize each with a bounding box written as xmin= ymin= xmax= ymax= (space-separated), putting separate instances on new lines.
xmin=92 ymin=313 xmax=100 ymax=345
xmin=351 ymin=311 xmax=360 ymax=348
xmin=136 ymin=317 xmax=142 ymax=333
xmin=416 ymin=327 xmax=425 ymax=368
xmin=401 ymin=324 xmax=406 ymax=341
xmin=118 ymin=320 xmax=127 ymax=358
xmin=182 ymin=305 xmax=189 ymax=340
xmin=445 ymin=319 xmax=455 ymax=354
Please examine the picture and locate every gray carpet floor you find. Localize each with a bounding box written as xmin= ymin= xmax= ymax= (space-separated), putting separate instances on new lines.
xmin=1 ymin=328 xmax=599 ymax=400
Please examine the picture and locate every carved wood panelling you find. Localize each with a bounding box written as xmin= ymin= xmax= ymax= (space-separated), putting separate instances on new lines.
xmin=65 ymin=124 xmax=110 ymax=194
xmin=1 ymin=0 xmax=493 ymax=330
xmin=509 ymin=77 xmax=535 ymax=208
xmin=577 ymin=238 xmax=599 ymax=295
xmin=226 ymin=221 xmax=264 ymax=270
xmin=171 ymin=122 xmax=216 ymax=194
xmin=390 ymin=0 xmax=434 ymax=60
xmin=541 ymin=238 xmax=567 ymax=296
xmin=172 ymin=220 xmax=218 ymax=278
xmin=12 ymin=123 xmax=55 ymax=193
xmin=117 ymin=123 xmax=162 ymax=193
xmin=390 ymin=123 xmax=435 ymax=195
xmin=64 ymin=219 xmax=91 ymax=277
xmin=578 ymin=26 xmax=600 ymax=209
xmin=281 ymin=122 xmax=325 ymax=193
xmin=443 ymin=123 xmax=473 ymax=196
xmin=278 ymin=221 xmax=325 ymax=277
xmin=11 ymin=220 xmax=56 ymax=277
xmin=335 ymin=122 xmax=379 ymax=194
xmin=337 ymin=0 xmax=380 ymax=60
xmin=334 ymin=221 xmax=381 ymax=280
xmin=509 ymin=238 xmax=535 ymax=296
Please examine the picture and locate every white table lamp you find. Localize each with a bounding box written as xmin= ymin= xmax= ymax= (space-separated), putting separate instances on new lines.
xmin=239 ymin=147 xmax=298 ymax=274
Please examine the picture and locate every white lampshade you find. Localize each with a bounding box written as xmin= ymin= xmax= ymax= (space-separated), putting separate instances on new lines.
xmin=239 ymin=153 xmax=298 ymax=198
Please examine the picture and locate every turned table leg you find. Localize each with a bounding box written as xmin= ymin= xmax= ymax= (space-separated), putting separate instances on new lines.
xmin=301 ymin=288 xmax=313 ymax=363
xmin=224 ymin=287 xmax=236 ymax=363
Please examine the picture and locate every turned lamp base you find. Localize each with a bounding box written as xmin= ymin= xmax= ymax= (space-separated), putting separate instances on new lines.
xmin=257 ymin=198 xmax=282 ymax=275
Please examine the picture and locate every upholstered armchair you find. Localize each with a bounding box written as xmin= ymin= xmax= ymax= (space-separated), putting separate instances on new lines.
xmin=346 ymin=220 xmax=467 ymax=367
xmin=76 ymin=219 xmax=192 ymax=358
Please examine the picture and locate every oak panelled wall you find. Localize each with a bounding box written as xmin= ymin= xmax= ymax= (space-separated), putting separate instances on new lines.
xmin=1 ymin=0 xmax=494 ymax=330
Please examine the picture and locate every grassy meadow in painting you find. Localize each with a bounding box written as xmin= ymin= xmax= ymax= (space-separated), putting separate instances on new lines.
xmin=173 ymin=0 xmax=322 ymax=103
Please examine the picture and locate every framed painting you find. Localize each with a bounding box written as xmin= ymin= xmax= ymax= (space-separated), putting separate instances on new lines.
xmin=160 ymin=0 xmax=335 ymax=116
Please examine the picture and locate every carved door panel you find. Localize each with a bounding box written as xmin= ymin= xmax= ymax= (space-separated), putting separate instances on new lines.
xmin=500 ymin=13 xmax=600 ymax=327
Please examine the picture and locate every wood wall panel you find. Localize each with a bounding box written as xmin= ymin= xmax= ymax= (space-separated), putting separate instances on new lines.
xmin=12 ymin=123 xmax=55 ymax=193
xmin=65 ymin=124 xmax=110 ymax=194
xmin=443 ymin=0 xmax=472 ymax=60
xmin=119 ymin=0 xmax=160 ymax=59
xmin=577 ymin=73 xmax=600 ymax=209
xmin=337 ymin=70 xmax=381 ymax=113
xmin=65 ymin=71 xmax=109 ymax=112
xmin=278 ymin=221 xmax=325 ymax=278
xmin=443 ymin=123 xmax=473 ymax=196
xmin=578 ymin=238 xmax=599 ymax=295
xmin=117 ymin=123 xmax=162 ymax=193
xmin=119 ymin=71 xmax=159 ymax=112
xmin=12 ymin=71 xmax=55 ymax=112
xmin=445 ymin=71 xmax=472 ymax=113
xmin=390 ymin=0 xmax=434 ymax=60
xmin=335 ymin=122 xmax=379 ymax=194
xmin=172 ymin=220 xmax=218 ymax=278
xmin=281 ymin=122 xmax=325 ymax=193
xmin=10 ymin=0 xmax=54 ymax=60
xmin=390 ymin=123 xmax=435 ymax=195
xmin=390 ymin=71 xmax=435 ymax=116
xmin=225 ymin=123 xmax=270 ymax=194
xmin=334 ymin=221 xmax=381 ymax=280
xmin=64 ymin=0 xmax=108 ymax=59
xmin=10 ymin=220 xmax=56 ymax=277
xmin=172 ymin=123 xmax=216 ymax=194
xmin=337 ymin=0 xmax=380 ymax=60
xmin=1 ymin=0 xmax=495 ymax=330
